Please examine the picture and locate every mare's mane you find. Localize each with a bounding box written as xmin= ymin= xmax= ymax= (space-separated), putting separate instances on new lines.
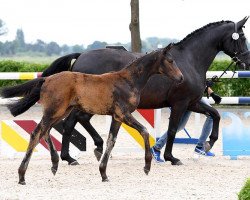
xmin=175 ymin=20 xmax=233 ymax=47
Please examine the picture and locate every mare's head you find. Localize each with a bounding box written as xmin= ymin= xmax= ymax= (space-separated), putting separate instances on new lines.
xmin=157 ymin=43 xmax=184 ymax=83
xmin=220 ymin=17 xmax=250 ymax=69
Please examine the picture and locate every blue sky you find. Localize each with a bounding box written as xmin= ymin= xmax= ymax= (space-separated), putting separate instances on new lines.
xmin=0 ymin=0 xmax=249 ymax=46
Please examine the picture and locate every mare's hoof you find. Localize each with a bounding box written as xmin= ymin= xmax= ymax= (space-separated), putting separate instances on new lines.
xmin=94 ymin=149 xmax=103 ymax=161
xmin=171 ymin=160 xmax=183 ymax=166
xmin=18 ymin=181 xmax=26 ymax=185
xmin=51 ymin=167 xmax=57 ymax=175
xmin=204 ymin=142 xmax=211 ymax=152
xmin=102 ymin=178 xmax=109 ymax=182
xmin=144 ymin=167 xmax=150 ymax=175
xmin=69 ymin=161 xmax=79 ymax=165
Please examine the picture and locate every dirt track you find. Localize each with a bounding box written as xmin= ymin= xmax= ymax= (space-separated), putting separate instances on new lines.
xmin=0 ymin=105 xmax=250 ymax=200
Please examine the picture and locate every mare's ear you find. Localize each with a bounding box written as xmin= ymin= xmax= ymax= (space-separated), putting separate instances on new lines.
xmin=163 ymin=43 xmax=173 ymax=54
xmin=237 ymin=16 xmax=249 ymax=29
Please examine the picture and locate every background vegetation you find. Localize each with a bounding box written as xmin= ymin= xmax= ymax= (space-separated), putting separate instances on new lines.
xmin=238 ymin=178 xmax=250 ymax=200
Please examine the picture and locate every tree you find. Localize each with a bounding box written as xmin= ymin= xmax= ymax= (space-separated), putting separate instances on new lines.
xmin=72 ymin=44 xmax=84 ymax=53
xmin=129 ymin=0 xmax=141 ymax=52
xmin=0 ymin=19 xmax=8 ymax=36
xmin=14 ymin=29 xmax=25 ymax=52
xmin=86 ymin=41 xmax=107 ymax=50
xmin=45 ymin=41 xmax=61 ymax=56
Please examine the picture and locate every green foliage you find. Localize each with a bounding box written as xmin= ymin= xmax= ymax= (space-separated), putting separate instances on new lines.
xmin=238 ymin=178 xmax=250 ymax=200
xmin=208 ymin=60 xmax=250 ymax=96
xmin=0 ymin=60 xmax=48 ymax=87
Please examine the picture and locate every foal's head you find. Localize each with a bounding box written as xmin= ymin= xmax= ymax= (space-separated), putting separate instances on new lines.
xmin=157 ymin=43 xmax=184 ymax=83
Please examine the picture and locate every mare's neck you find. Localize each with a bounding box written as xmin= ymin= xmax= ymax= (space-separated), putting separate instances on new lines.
xmin=175 ymin=25 xmax=227 ymax=76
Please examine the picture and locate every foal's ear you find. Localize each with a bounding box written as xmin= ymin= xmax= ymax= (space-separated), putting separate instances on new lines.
xmin=163 ymin=43 xmax=173 ymax=54
xmin=237 ymin=16 xmax=249 ymax=29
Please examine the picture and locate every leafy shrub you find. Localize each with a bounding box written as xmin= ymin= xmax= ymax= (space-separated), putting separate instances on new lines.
xmin=0 ymin=60 xmax=48 ymax=87
xmin=208 ymin=60 xmax=250 ymax=96
xmin=238 ymin=178 xmax=250 ymax=200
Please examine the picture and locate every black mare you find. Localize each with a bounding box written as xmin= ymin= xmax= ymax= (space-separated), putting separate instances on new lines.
xmin=43 ymin=17 xmax=250 ymax=165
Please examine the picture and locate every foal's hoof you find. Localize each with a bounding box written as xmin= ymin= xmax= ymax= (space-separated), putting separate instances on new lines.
xmin=51 ymin=167 xmax=57 ymax=175
xmin=171 ymin=160 xmax=183 ymax=166
xmin=204 ymin=142 xmax=211 ymax=152
xmin=143 ymin=167 xmax=150 ymax=175
xmin=102 ymin=177 xmax=109 ymax=182
xmin=18 ymin=181 xmax=26 ymax=185
xmin=94 ymin=149 xmax=103 ymax=161
xmin=69 ymin=161 xmax=79 ymax=165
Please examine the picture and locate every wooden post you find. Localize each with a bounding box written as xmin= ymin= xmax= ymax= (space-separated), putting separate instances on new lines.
xmin=129 ymin=0 xmax=142 ymax=52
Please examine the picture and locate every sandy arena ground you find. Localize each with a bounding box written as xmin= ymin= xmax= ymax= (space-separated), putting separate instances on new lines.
xmin=0 ymin=105 xmax=250 ymax=200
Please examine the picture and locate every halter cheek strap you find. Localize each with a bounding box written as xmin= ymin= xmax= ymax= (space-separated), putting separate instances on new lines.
xmin=232 ymin=22 xmax=239 ymax=40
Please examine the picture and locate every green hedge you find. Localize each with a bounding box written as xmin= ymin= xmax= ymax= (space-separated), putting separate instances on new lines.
xmin=238 ymin=178 xmax=250 ymax=200
xmin=209 ymin=60 xmax=250 ymax=96
xmin=0 ymin=60 xmax=48 ymax=87
xmin=0 ymin=59 xmax=249 ymax=96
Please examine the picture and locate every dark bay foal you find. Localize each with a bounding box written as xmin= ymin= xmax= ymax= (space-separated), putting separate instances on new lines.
xmin=1 ymin=44 xmax=183 ymax=184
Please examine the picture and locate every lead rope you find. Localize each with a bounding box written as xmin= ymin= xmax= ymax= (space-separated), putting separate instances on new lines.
xmin=205 ymin=57 xmax=238 ymax=98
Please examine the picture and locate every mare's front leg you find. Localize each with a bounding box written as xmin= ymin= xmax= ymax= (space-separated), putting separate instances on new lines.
xmin=164 ymin=103 xmax=188 ymax=165
xmin=99 ymin=117 xmax=121 ymax=182
xmin=188 ymin=101 xmax=220 ymax=152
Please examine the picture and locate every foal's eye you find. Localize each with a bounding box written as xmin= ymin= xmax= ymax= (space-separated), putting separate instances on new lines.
xmin=167 ymin=58 xmax=173 ymax=63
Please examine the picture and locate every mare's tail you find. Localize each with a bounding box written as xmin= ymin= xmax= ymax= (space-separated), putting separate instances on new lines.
xmin=0 ymin=78 xmax=45 ymax=117
xmin=42 ymin=53 xmax=81 ymax=77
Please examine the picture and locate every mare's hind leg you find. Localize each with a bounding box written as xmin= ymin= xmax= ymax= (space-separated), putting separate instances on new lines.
xmin=188 ymin=101 xmax=220 ymax=151
xmin=18 ymin=118 xmax=51 ymax=185
xmin=99 ymin=117 xmax=121 ymax=182
xmin=77 ymin=112 xmax=104 ymax=161
xmin=61 ymin=110 xmax=79 ymax=165
xmin=61 ymin=110 xmax=104 ymax=164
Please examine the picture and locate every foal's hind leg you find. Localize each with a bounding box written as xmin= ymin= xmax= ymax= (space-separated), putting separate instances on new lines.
xmin=99 ymin=117 xmax=121 ymax=182
xmin=44 ymin=132 xmax=59 ymax=175
xmin=119 ymin=112 xmax=152 ymax=175
xmin=18 ymin=119 xmax=50 ymax=185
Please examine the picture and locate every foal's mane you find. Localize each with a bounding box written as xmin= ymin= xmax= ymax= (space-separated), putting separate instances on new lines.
xmin=175 ymin=20 xmax=233 ymax=46
xmin=125 ymin=49 xmax=160 ymax=68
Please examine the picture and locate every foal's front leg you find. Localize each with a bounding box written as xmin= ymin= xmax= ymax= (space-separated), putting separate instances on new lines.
xmin=119 ymin=112 xmax=152 ymax=175
xmin=99 ymin=117 xmax=121 ymax=182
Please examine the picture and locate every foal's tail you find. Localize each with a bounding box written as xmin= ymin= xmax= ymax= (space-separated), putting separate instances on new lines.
xmin=0 ymin=78 xmax=45 ymax=117
xmin=42 ymin=53 xmax=81 ymax=77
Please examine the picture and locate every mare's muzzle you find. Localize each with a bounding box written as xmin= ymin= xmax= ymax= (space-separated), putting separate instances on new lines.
xmin=234 ymin=50 xmax=250 ymax=70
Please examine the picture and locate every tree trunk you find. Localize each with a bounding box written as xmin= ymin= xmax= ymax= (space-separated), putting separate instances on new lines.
xmin=129 ymin=0 xmax=142 ymax=53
